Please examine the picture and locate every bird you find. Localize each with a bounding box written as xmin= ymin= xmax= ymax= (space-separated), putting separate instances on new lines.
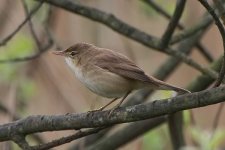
xmin=52 ymin=42 xmax=190 ymax=111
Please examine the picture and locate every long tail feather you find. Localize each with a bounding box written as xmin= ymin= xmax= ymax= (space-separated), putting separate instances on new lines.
xmin=151 ymin=78 xmax=190 ymax=94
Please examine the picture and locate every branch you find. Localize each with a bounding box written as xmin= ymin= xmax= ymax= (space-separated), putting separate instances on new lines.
xmin=142 ymin=0 xmax=214 ymax=62
xmin=0 ymin=0 xmax=44 ymax=46
xmin=21 ymin=0 xmax=42 ymax=51
xmin=198 ymin=0 xmax=225 ymax=87
xmin=35 ymin=0 xmax=218 ymax=79
xmin=87 ymin=117 xmax=166 ymax=150
xmin=159 ymin=1 xmax=187 ymax=149
xmin=160 ymin=0 xmax=186 ymax=49
xmin=0 ymin=39 xmax=53 ymax=63
xmin=1 ymin=86 xmax=225 ymax=141
xmin=198 ymin=0 xmax=225 ymax=138
xmin=84 ymin=56 xmax=223 ymax=150
xmin=170 ymin=14 xmax=212 ymax=44
xmin=213 ymin=0 xmax=225 ymax=25
xmin=30 ymin=127 xmax=106 ymax=150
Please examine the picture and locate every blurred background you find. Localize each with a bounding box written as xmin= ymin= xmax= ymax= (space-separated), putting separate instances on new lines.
xmin=0 ymin=0 xmax=224 ymax=149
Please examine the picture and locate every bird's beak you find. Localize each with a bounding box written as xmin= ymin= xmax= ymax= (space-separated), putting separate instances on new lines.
xmin=51 ymin=50 xmax=65 ymax=56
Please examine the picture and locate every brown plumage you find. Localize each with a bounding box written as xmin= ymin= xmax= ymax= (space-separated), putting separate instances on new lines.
xmin=52 ymin=42 xmax=190 ymax=110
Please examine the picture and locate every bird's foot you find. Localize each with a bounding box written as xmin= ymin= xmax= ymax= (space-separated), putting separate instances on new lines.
xmin=108 ymin=106 xmax=121 ymax=117
xmin=87 ymin=107 xmax=105 ymax=116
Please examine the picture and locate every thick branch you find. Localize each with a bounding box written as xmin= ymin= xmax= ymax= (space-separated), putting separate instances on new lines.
xmin=1 ymin=86 xmax=225 ymax=141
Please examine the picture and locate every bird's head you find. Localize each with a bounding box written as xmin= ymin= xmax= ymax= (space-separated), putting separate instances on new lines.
xmin=52 ymin=42 xmax=93 ymax=59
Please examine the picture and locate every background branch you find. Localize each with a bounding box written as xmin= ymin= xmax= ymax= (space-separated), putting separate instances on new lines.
xmin=0 ymin=0 xmax=44 ymax=46
xmin=142 ymin=0 xmax=214 ymax=62
xmin=35 ymin=0 xmax=217 ymax=78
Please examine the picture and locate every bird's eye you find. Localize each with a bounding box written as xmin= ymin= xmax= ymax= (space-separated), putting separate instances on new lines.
xmin=70 ymin=51 xmax=76 ymax=56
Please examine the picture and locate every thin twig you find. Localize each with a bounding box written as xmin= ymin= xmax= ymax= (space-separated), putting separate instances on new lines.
xmin=21 ymin=0 xmax=42 ymax=51
xmin=198 ymin=0 xmax=225 ymax=138
xmin=160 ymin=0 xmax=186 ymax=49
xmin=30 ymin=127 xmax=106 ymax=150
xmin=0 ymin=39 xmax=52 ymax=63
xmin=198 ymin=0 xmax=225 ymax=87
xmin=86 ymin=117 xmax=165 ymax=150
xmin=170 ymin=14 xmax=212 ymax=44
xmin=142 ymin=0 xmax=214 ymax=62
xmin=159 ymin=1 xmax=187 ymax=149
xmin=0 ymin=0 xmax=44 ymax=46
xmin=197 ymin=44 xmax=214 ymax=62
xmin=211 ymin=0 xmax=225 ymax=139
xmin=213 ymin=0 xmax=225 ymax=25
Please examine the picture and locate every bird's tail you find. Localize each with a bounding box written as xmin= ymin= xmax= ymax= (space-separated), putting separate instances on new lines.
xmin=150 ymin=77 xmax=190 ymax=94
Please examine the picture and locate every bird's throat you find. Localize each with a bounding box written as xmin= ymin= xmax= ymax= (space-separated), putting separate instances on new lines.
xmin=65 ymin=57 xmax=84 ymax=82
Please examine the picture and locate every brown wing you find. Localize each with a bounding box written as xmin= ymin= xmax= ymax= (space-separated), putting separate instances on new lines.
xmin=94 ymin=49 xmax=153 ymax=83
xmin=93 ymin=49 xmax=190 ymax=94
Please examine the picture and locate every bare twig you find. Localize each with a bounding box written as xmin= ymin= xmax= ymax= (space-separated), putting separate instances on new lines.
xmin=160 ymin=0 xmax=186 ymax=49
xmin=170 ymin=15 xmax=212 ymax=44
xmin=0 ymin=39 xmax=52 ymax=63
xmin=86 ymin=117 xmax=166 ymax=150
xmin=211 ymin=0 xmax=225 ymax=136
xmin=142 ymin=0 xmax=214 ymax=62
xmin=0 ymin=0 xmax=44 ymax=47
xmin=198 ymin=0 xmax=225 ymax=138
xmin=197 ymin=44 xmax=214 ymax=62
xmin=198 ymin=0 xmax=225 ymax=87
xmin=30 ymin=127 xmax=106 ymax=150
xmin=159 ymin=0 xmax=187 ymax=149
xmin=21 ymin=0 xmax=42 ymax=51
xmin=213 ymin=0 xmax=225 ymax=25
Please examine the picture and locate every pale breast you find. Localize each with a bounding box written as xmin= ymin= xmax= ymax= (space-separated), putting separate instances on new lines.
xmin=65 ymin=57 xmax=84 ymax=82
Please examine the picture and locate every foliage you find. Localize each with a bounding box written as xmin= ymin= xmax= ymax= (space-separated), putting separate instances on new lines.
xmin=142 ymin=124 xmax=170 ymax=150
xmin=0 ymin=34 xmax=34 ymax=81
xmin=190 ymin=127 xmax=225 ymax=150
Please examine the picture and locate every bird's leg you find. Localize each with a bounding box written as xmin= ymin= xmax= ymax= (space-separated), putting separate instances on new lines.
xmin=114 ymin=91 xmax=131 ymax=109
xmin=87 ymin=98 xmax=118 ymax=115
xmin=96 ymin=98 xmax=118 ymax=111
xmin=108 ymin=91 xmax=131 ymax=116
